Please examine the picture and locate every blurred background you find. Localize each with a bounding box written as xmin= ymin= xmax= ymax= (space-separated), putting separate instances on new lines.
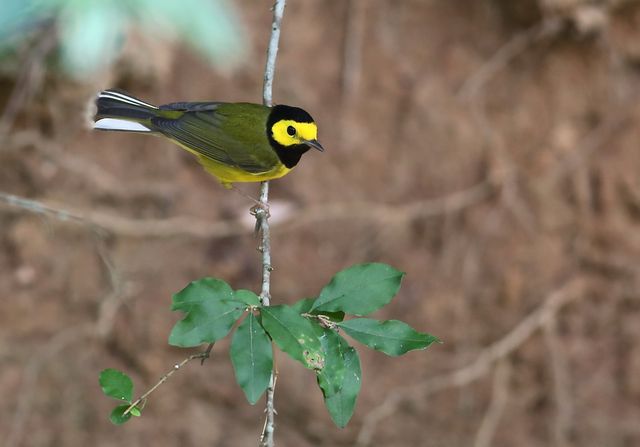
xmin=1 ymin=0 xmax=640 ymax=446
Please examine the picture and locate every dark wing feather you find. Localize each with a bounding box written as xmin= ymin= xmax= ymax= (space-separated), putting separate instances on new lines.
xmin=159 ymin=102 xmax=221 ymax=113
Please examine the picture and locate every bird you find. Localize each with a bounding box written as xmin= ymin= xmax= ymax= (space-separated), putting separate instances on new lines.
xmin=92 ymin=89 xmax=324 ymax=188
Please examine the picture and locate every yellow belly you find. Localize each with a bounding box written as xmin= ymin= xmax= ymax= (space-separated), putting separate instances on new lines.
xmin=169 ymin=138 xmax=292 ymax=188
xmin=197 ymin=155 xmax=291 ymax=188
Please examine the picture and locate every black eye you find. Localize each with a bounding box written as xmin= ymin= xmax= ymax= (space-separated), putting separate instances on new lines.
xmin=286 ymin=125 xmax=296 ymax=136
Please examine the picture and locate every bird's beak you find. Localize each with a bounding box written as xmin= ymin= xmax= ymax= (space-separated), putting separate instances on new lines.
xmin=304 ymin=139 xmax=324 ymax=152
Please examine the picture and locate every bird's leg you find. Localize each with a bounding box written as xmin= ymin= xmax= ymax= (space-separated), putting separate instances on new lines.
xmin=230 ymin=184 xmax=270 ymax=217
xmin=229 ymin=184 xmax=262 ymax=207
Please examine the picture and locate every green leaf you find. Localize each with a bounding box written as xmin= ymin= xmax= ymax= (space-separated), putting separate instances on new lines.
xmin=338 ymin=318 xmax=440 ymax=356
xmin=169 ymin=278 xmax=245 ymax=347
xmin=292 ymin=297 xmax=345 ymax=322
xmin=260 ymin=305 xmax=324 ymax=370
xmin=234 ymin=289 xmax=261 ymax=306
xmin=316 ymin=328 xmax=349 ymax=397
xmin=129 ymin=406 xmax=142 ymax=417
xmin=230 ymin=313 xmax=273 ymax=404
xmin=323 ymin=345 xmax=361 ymax=427
xmin=310 ymin=263 xmax=405 ymax=316
xmin=99 ymin=369 xmax=133 ymax=402
xmin=109 ymin=404 xmax=134 ymax=425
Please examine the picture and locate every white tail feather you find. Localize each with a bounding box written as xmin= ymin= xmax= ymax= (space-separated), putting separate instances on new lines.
xmin=97 ymin=91 xmax=158 ymax=109
xmin=94 ymin=118 xmax=151 ymax=132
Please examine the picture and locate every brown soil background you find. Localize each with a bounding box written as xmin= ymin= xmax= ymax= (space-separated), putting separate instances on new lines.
xmin=2 ymin=1 xmax=640 ymax=446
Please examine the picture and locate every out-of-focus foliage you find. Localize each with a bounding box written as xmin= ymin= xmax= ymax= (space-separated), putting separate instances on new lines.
xmin=0 ymin=0 xmax=246 ymax=79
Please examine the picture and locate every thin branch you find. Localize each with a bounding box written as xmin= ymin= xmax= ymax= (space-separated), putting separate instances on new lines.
xmin=356 ymin=278 xmax=586 ymax=446
xmin=258 ymin=1 xmax=286 ymax=446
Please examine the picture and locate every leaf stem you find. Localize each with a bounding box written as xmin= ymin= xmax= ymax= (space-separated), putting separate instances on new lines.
xmin=123 ymin=351 xmax=209 ymax=416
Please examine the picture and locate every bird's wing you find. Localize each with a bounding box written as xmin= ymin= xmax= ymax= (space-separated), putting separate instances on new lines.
xmin=151 ymin=102 xmax=276 ymax=174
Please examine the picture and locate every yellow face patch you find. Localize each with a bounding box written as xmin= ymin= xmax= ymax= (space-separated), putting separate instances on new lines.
xmin=271 ymin=119 xmax=318 ymax=147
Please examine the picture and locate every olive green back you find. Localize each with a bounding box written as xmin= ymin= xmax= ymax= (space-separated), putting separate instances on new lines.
xmin=152 ymin=102 xmax=279 ymax=173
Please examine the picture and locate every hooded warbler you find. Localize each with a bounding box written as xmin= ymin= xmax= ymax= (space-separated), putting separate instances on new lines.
xmin=92 ymin=89 xmax=323 ymax=188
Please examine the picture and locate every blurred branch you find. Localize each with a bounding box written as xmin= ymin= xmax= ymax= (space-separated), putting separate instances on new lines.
xmin=544 ymin=106 xmax=634 ymax=186
xmin=0 ymin=192 xmax=240 ymax=238
xmin=4 ymin=258 xmax=132 ymax=447
xmin=544 ymin=314 xmax=574 ymax=447
xmin=458 ymin=18 xmax=563 ymax=99
xmin=285 ymin=180 xmax=494 ymax=232
xmin=1 ymin=191 xmax=130 ymax=447
xmin=94 ymin=237 xmax=128 ymax=339
xmin=0 ymin=192 xmax=107 ymax=234
xmin=4 ymin=130 xmax=175 ymax=200
xmin=4 ymin=324 xmax=95 ymax=447
xmin=0 ymin=25 xmax=56 ymax=137
xmin=356 ymin=278 xmax=586 ymax=446
xmin=341 ymin=0 xmax=367 ymax=103
xmin=473 ymin=360 xmax=512 ymax=447
xmin=458 ymin=17 xmax=563 ymax=235
xmin=258 ymin=1 xmax=286 ymax=446
xmin=1 ymin=191 xmax=207 ymax=444
xmin=0 ymin=180 xmax=493 ymax=239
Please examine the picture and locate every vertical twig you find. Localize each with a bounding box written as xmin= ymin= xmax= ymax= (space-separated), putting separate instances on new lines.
xmin=258 ymin=1 xmax=287 ymax=446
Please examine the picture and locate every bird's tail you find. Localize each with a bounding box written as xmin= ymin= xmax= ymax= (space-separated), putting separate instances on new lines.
xmin=93 ymin=89 xmax=159 ymax=133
